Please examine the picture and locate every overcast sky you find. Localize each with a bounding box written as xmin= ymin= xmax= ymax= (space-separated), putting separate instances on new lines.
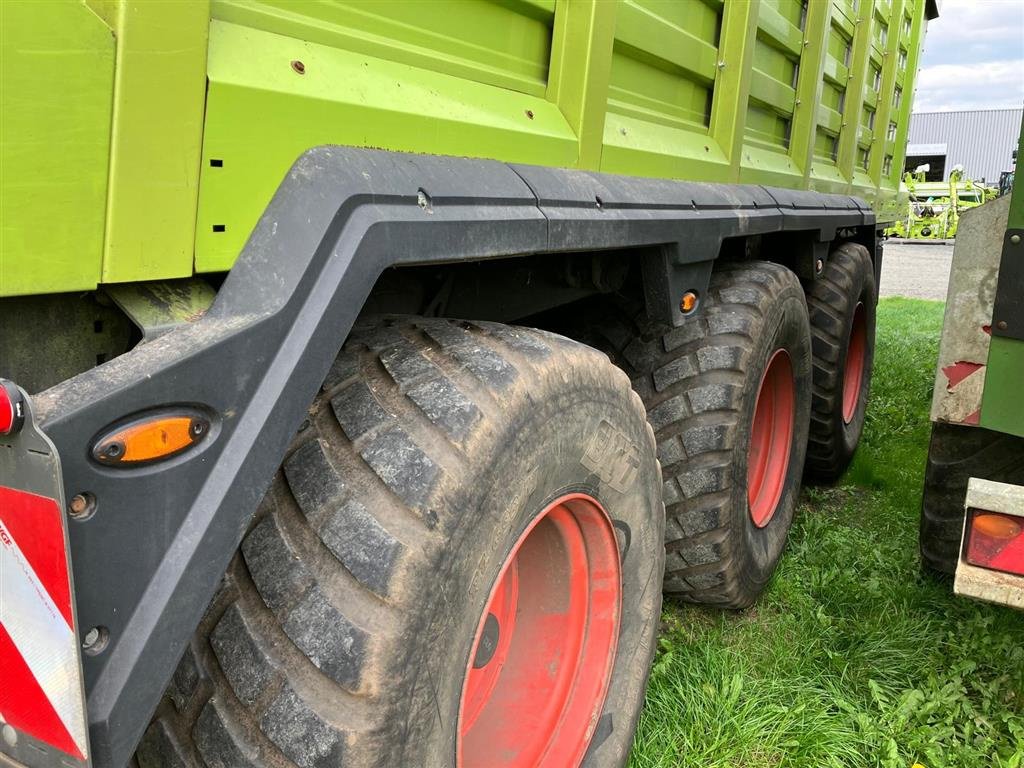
xmin=913 ymin=0 xmax=1024 ymax=112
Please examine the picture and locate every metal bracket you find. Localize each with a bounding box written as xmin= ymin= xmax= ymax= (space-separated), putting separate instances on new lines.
xmin=991 ymin=229 xmax=1024 ymax=342
xmin=105 ymin=278 xmax=216 ymax=342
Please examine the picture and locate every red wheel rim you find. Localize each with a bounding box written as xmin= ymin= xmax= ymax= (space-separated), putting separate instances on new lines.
xmin=842 ymin=303 xmax=867 ymax=424
xmin=747 ymin=350 xmax=796 ymax=528
xmin=458 ymin=493 xmax=621 ymax=768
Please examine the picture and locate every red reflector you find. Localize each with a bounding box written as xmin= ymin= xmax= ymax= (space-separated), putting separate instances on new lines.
xmin=966 ymin=509 xmax=1024 ymax=577
xmin=0 ymin=380 xmax=26 ymax=436
xmin=0 ymin=389 xmax=11 ymax=434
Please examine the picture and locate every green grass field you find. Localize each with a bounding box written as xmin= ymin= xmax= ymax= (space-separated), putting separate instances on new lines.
xmin=631 ymin=298 xmax=1024 ymax=768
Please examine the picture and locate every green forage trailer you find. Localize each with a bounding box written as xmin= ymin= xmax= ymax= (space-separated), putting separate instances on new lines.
xmin=0 ymin=1 xmax=936 ymax=767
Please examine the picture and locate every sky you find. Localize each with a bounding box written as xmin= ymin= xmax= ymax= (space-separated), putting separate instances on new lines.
xmin=913 ymin=0 xmax=1024 ymax=112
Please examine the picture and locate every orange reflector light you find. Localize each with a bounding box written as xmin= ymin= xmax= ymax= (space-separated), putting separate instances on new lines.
xmin=965 ymin=509 xmax=1024 ymax=577
xmin=93 ymin=412 xmax=210 ymax=466
xmin=680 ymin=291 xmax=699 ymax=314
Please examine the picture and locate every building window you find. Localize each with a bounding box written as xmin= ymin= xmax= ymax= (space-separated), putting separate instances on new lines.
xmin=883 ymin=155 xmax=893 ymax=175
xmin=888 ymin=121 xmax=898 ymax=141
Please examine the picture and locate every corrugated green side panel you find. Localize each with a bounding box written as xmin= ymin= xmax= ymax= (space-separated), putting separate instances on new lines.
xmin=1 ymin=0 xmax=932 ymax=289
xmin=601 ymin=0 xmax=732 ymax=182
xmin=195 ymin=4 xmax=577 ymax=270
xmin=0 ymin=0 xmax=114 ymax=296
xmin=197 ymin=0 xmax=930 ymax=272
xmin=980 ymin=122 xmax=1024 ymax=439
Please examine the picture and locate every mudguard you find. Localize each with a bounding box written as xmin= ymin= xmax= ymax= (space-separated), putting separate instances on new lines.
xmin=29 ymin=148 xmax=873 ymax=767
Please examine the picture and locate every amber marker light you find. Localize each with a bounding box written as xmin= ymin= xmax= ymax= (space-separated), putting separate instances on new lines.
xmin=680 ymin=291 xmax=699 ymax=314
xmin=93 ymin=411 xmax=210 ymax=466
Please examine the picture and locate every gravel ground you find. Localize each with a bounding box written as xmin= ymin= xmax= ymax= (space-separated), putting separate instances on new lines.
xmin=878 ymin=241 xmax=953 ymax=301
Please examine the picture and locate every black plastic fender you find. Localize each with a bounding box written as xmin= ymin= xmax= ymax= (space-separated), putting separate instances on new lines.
xmin=32 ymin=147 xmax=873 ymax=767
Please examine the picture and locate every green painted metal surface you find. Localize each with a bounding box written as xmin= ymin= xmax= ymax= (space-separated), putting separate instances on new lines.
xmin=198 ymin=0 xmax=932 ymax=271
xmin=100 ymin=0 xmax=209 ymax=284
xmin=195 ymin=15 xmax=578 ymax=270
xmin=981 ymin=121 xmax=1024 ymax=439
xmin=0 ymin=0 xmax=114 ymax=297
xmin=2 ymin=0 xmax=933 ymax=291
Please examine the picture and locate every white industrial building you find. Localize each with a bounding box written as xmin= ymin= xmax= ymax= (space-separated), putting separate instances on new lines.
xmin=905 ymin=107 xmax=1022 ymax=183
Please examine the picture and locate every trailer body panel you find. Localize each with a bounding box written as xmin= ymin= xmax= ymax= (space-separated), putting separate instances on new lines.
xmin=2 ymin=0 xmax=930 ymax=295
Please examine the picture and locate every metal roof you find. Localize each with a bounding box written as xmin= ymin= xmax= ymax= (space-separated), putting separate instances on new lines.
xmin=907 ymin=108 xmax=1022 ymax=183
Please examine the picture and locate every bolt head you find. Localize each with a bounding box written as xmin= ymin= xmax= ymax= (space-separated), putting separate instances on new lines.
xmin=1011 ymin=234 xmax=1021 ymax=245
xmin=82 ymin=625 xmax=108 ymax=655
xmin=69 ymin=492 xmax=96 ymax=521
xmin=290 ymin=60 xmax=305 ymax=75
xmin=997 ymin=320 xmax=1009 ymax=331
xmin=2 ymin=724 xmax=16 ymax=747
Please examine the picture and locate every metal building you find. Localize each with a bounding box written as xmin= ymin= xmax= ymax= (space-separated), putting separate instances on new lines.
xmin=905 ymin=108 xmax=1022 ymax=183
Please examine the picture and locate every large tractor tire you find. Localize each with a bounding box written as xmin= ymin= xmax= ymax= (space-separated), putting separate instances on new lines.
xmin=921 ymin=422 xmax=1024 ymax=574
xmin=585 ymin=262 xmax=812 ymax=608
xmin=136 ymin=318 xmax=664 ymax=768
xmin=804 ymin=243 xmax=877 ymax=481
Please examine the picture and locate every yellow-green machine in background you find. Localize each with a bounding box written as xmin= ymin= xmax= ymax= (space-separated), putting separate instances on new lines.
xmin=889 ymin=165 xmax=997 ymax=240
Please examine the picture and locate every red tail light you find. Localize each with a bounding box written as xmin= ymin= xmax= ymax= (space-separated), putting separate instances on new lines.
xmin=0 ymin=380 xmax=26 ymax=436
xmin=965 ymin=509 xmax=1024 ymax=577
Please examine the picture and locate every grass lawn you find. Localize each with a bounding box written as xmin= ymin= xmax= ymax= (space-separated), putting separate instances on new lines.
xmin=631 ymin=298 xmax=1024 ymax=768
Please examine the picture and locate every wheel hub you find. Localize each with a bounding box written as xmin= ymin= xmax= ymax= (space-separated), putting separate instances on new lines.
xmin=458 ymin=493 xmax=621 ymax=768
xmin=842 ymin=302 xmax=867 ymax=424
xmin=747 ymin=349 xmax=796 ymax=528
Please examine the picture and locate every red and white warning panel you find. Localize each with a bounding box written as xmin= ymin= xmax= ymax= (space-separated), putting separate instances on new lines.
xmin=0 ymin=381 xmax=90 ymax=768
